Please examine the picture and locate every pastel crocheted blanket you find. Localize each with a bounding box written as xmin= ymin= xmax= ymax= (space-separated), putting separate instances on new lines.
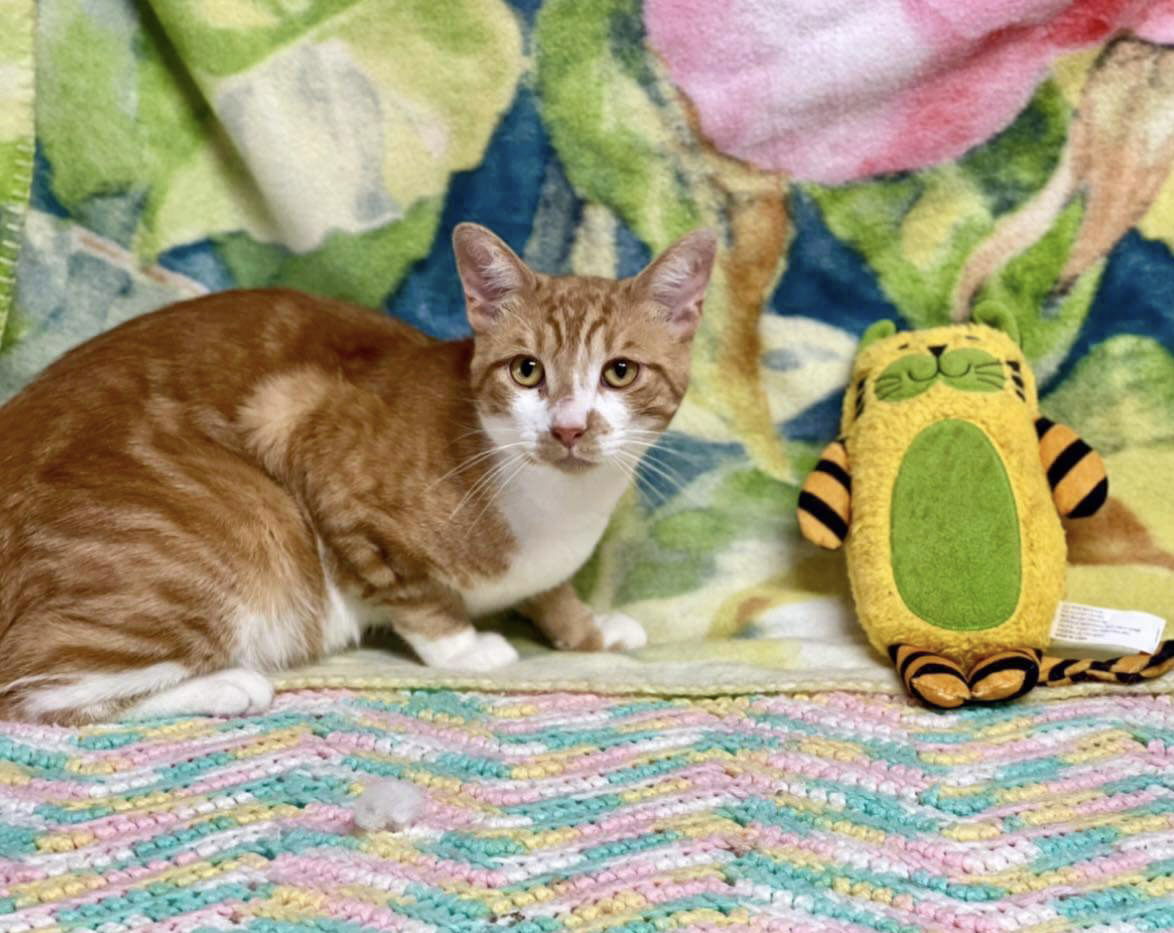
xmin=3 ymin=2 xmax=1174 ymax=693
xmin=1 ymin=688 xmax=1173 ymax=931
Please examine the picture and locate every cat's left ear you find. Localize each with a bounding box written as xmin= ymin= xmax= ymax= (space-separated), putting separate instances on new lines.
xmin=633 ymin=229 xmax=717 ymax=339
xmin=453 ymin=223 xmax=537 ymax=333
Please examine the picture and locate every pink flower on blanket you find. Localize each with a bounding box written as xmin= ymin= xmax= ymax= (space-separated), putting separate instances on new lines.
xmin=644 ymin=0 xmax=1174 ymax=183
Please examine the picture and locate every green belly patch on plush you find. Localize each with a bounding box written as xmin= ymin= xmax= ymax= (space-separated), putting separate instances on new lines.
xmin=796 ymin=304 xmax=1174 ymax=709
xmin=891 ymin=419 xmax=1020 ymax=632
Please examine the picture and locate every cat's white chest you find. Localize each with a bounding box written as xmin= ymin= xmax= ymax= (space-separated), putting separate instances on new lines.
xmin=457 ymin=462 xmax=628 ymax=617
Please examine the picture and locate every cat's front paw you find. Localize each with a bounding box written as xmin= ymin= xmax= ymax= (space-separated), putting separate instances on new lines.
xmin=451 ymin=632 xmax=520 ymax=671
xmin=414 ymin=629 xmax=519 ymax=672
xmin=594 ymin=612 xmax=647 ymax=651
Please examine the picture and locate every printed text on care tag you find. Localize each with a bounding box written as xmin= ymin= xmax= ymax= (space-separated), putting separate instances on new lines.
xmin=1049 ymin=602 xmax=1166 ymax=656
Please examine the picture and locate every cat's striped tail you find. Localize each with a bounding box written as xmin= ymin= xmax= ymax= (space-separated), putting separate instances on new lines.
xmin=1039 ymin=641 xmax=1174 ymax=688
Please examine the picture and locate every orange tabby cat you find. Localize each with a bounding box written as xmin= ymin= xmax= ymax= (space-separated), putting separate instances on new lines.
xmin=0 ymin=224 xmax=715 ymax=724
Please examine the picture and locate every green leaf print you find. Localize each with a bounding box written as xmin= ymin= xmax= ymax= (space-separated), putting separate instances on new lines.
xmin=535 ymin=0 xmax=700 ymax=250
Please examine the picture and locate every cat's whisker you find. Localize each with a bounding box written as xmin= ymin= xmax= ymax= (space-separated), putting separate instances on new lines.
xmin=620 ymin=461 xmax=691 ymax=504
xmin=618 ymin=440 xmax=705 ymax=466
xmin=456 ymin=461 xmax=522 ymax=523
xmin=449 ymin=452 xmax=526 ymax=520
xmin=612 ymin=450 xmax=698 ymax=505
xmin=467 ymin=454 xmax=531 ymax=534
xmin=427 ymin=442 xmax=528 ymax=491
xmin=609 ymin=455 xmax=652 ymax=498
xmin=610 ymin=452 xmax=659 ymax=500
xmin=639 ymin=454 xmax=692 ymax=489
xmin=440 ymin=452 xmax=517 ymax=505
xmin=619 ymin=430 xmax=701 ymax=452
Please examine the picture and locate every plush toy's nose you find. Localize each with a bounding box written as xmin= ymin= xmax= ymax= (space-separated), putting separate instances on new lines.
xmin=928 ymin=345 xmax=946 ymax=358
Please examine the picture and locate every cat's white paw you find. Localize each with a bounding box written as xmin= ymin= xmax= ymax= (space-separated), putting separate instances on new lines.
xmin=210 ymin=669 xmax=275 ymax=714
xmin=595 ymin=612 xmax=647 ymax=651
xmin=445 ymin=632 xmax=520 ymax=671
xmin=124 ymin=667 xmax=274 ymax=719
xmin=409 ymin=629 xmax=519 ymax=672
xmin=352 ymin=779 xmax=425 ymax=832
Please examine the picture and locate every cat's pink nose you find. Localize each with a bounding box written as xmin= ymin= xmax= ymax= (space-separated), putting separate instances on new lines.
xmin=551 ymin=424 xmax=585 ymax=449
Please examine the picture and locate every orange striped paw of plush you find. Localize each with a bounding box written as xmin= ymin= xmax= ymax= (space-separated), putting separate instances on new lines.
xmin=798 ymin=304 xmax=1174 ymax=709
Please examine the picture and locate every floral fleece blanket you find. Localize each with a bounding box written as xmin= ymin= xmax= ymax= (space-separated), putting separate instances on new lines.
xmin=2 ymin=1 xmax=1174 ymax=697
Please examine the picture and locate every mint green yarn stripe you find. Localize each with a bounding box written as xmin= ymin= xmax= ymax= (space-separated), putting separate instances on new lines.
xmin=59 ymin=882 xmax=274 ymax=927
xmin=729 ymin=850 xmax=1008 ymax=905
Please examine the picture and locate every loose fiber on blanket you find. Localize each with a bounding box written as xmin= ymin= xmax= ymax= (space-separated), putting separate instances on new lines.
xmin=1 ymin=689 xmax=1172 ymax=931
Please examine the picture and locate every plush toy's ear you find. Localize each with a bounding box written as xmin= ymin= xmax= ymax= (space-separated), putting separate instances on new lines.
xmin=972 ymin=302 xmax=1021 ymax=345
xmin=860 ymin=320 xmax=897 ymax=350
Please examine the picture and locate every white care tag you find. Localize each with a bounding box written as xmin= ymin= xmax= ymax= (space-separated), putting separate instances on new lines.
xmin=1049 ymin=602 xmax=1166 ymax=657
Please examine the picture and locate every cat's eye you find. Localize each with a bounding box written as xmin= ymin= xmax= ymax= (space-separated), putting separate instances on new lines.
xmin=602 ymin=358 xmax=639 ymax=388
xmin=509 ymin=356 xmax=544 ymax=388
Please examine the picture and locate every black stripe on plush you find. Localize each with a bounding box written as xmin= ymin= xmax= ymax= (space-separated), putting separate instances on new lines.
xmin=815 ymin=459 xmax=851 ymax=490
xmin=1034 ymin=416 xmax=1055 ymax=439
xmin=797 ymin=492 xmax=848 ymax=541
xmin=897 ymin=650 xmax=934 ymax=679
xmin=1067 ymin=478 xmax=1108 ymax=518
xmin=1046 ymin=438 xmax=1092 ymax=488
xmin=907 ymin=662 xmax=967 ymax=681
xmin=1045 ymin=658 xmax=1077 ymax=683
xmin=970 ymin=654 xmax=1039 ymax=682
xmin=970 ymin=656 xmax=1039 ymax=698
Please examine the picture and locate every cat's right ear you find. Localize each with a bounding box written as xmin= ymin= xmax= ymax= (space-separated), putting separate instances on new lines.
xmin=452 ymin=223 xmax=536 ymax=333
xmin=633 ymin=229 xmax=717 ymax=339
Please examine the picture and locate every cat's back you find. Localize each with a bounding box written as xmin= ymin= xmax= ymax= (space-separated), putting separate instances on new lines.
xmin=0 ymin=289 xmax=430 ymax=460
xmin=0 ymin=291 xmax=440 ymax=619
xmin=6 ymin=288 xmax=425 ymax=411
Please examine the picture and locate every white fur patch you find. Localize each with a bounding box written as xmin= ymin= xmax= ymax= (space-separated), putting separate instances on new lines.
xmin=233 ymin=609 xmax=312 ymax=672
xmin=320 ymin=571 xmax=369 ymax=655
xmin=124 ymin=668 xmax=274 ymax=719
xmin=457 ymin=458 xmax=630 ymax=617
xmin=17 ymin=662 xmax=190 ymax=718
xmin=402 ymin=628 xmax=519 ymax=671
xmin=596 ymin=390 xmax=633 ymax=456
xmin=594 ymin=612 xmax=648 ymax=651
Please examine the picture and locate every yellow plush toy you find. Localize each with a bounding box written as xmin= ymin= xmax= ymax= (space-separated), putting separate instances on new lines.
xmin=798 ymin=304 xmax=1174 ymax=708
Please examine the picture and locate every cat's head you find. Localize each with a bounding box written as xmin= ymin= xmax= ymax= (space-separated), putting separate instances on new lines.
xmin=453 ymin=223 xmax=716 ymax=473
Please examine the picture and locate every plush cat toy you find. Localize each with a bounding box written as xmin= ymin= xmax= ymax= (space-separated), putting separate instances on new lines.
xmin=798 ymin=304 xmax=1174 ymax=708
